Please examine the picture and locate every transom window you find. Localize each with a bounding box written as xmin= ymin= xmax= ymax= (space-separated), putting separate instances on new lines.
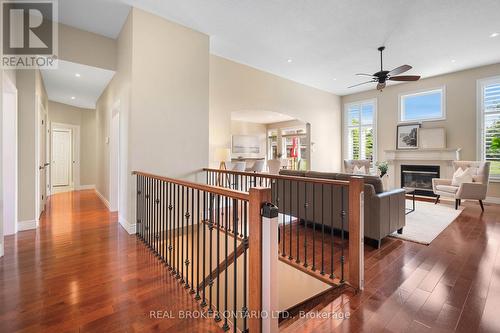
xmin=344 ymin=99 xmax=376 ymax=165
xmin=399 ymin=88 xmax=445 ymax=122
xmin=478 ymin=77 xmax=500 ymax=179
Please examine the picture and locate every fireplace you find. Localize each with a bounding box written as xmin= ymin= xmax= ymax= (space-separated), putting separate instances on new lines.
xmin=401 ymin=165 xmax=440 ymax=197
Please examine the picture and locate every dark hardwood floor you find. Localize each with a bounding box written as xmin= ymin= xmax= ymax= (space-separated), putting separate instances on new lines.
xmin=281 ymin=200 xmax=500 ymax=333
xmin=0 ymin=190 xmax=221 ymax=333
xmin=1 ymin=191 xmax=499 ymax=332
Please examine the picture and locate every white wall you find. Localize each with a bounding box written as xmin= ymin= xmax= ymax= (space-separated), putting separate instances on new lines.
xmin=210 ymin=55 xmax=342 ymax=172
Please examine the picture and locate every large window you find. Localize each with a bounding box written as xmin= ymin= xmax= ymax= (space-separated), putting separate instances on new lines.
xmin=400 ymin=88 xmax=445 ymax=122
xmin=344 ymin=99 xmax=376 ymax=165
xmin=478 ymin=77 xmax=500 ymax=179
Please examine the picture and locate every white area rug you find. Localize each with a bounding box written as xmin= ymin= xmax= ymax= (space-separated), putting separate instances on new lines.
xmin=390 ymin=200 xmax=463 ymax=245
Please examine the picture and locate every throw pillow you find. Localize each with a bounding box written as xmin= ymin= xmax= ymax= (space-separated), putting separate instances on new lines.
xmin=353 ymin=165 xmax=367 ymax=175
xmin=452 ymin=167 xmax=473 ymax=186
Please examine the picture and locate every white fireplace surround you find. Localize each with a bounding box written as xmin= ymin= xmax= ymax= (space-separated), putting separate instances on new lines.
xmin=383 ymin=148 xmax=462 ymax=190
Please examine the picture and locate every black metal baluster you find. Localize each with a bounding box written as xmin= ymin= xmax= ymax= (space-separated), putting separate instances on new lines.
xmin=168 ymin=182 xmax=173 ymax=270
xmin=201 ymin=191 xmax=208 ymax=307
xmin=185 ymin=188 xmax=190 ymax=289
xmin=232 ymin=198 xmax=239 ymax=331
xmin=341 ymin=186 xmax=346 ymax=283
xmin=208 ymin=193 xmax=214 ymax=314
xmin=289 ymin=180 xmax=292 ymax=260
xmin=222 ymin=196 xmax=229 ymax=330
xmin=242 ymin=200 xmax=248 ymax=333
xmin=155 ymin=179 xmax=159 ymax=255
xmin=176 ymin=184 xmax=180 ymax=278
xmin=312 ymin=183 xmax=316 ymax=271
xmin=181 ymin=186 xmax=185 ymax=283
xmin=215 ymin=195 xmax=221 ymax=322
xmin=280 ymin=180 xmax=286 ymax=257
xmin=321 ymin=184 xmax=325 ymax=275
xmin=304 ymin=182 xmax=308 ymax=267
xmin=330 ymin=184 xmax=335 ymax=279
xmin=190 ymin=187 xmax=195 ymax=293
xmin=195 ymin=189 xmax=201 ymax=300
xmin=296 ymin=180 xmax=300 ymax=263
xmin=146 ymin=177 xmax=151 ymax=248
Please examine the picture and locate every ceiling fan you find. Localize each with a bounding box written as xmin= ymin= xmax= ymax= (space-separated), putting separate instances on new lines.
xmin=349 ymin=46 xmax=421 ymax=91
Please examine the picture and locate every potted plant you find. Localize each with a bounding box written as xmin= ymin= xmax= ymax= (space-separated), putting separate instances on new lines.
xmin=376 ymin=161 xmax=388 ymax=178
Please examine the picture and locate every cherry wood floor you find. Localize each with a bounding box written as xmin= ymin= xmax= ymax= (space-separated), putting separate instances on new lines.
xmin=0 ymin=190 xmax=221 ymax=333
xmin=282 ymin=200 xmax=500 ymax=333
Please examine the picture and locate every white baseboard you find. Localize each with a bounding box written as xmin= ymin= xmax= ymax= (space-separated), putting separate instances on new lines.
xmin=485 ymin=196 xmax=500 ymax=204
xmin=18 ymin=219 xmax=38 ymax=231
xmin=77 ymin=184 xmax=95 ymax=191
xmin=95 ymin=189 xmax=110 ymax=209
xmin=119 ymin=215 xmax=136 ymax=235
xmin=0 ymin=243 xmax=4 ymax=257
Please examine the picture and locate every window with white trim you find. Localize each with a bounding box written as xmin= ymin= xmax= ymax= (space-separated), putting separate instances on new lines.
xmin=344 ymin=100 xmax=376 ymax=165
xmin=478 ymin=77 xmax=500 ymax=179
xmin=400 ymin=88 xmax=445 ymax=122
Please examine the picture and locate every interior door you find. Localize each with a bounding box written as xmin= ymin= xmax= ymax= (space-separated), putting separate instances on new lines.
xmin=52 ymin=130 xmax=72 ymax=187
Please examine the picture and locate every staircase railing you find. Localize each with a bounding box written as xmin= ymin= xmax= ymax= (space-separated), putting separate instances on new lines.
xmin=203 ymin=168 xmax=364 ymax=291
xmin=133 ymin=171 xmax=272 ymax=333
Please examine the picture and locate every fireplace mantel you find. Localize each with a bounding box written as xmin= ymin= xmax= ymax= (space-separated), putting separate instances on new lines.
xmin=384 ymin=148 xmax=461 ymax=162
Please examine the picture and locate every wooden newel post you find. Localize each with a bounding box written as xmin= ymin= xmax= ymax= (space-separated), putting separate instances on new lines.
xmin=348 ymin=176 xmax=364 ymax=291
xmin=248 ymin=187 xmax=271 ymax=333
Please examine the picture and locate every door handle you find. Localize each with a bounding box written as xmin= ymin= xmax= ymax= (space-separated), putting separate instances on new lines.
xmin=44 ymin=162 xmax=50 ymax=167
xmin=39 ymin=166 xmax=44 ymax=170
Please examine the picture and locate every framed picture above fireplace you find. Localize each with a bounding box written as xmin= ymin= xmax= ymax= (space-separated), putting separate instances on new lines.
xmin=396 ymin=123 xmax=420 ymax=149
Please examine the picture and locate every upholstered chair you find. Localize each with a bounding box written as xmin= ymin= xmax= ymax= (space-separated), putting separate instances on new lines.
xmin=432 ymin=161 xmax=490 ymax=211
xmin=267 ymin=159 xmax=281 ymax=175
xmin=231 ymin=161 xmax=247 ymax=172
xmin=343 ymin=159 xmax=371 ymax=174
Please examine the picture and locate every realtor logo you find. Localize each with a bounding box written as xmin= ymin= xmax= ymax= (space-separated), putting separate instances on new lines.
xmin=1 ymin=0 xmax=58 ymax=68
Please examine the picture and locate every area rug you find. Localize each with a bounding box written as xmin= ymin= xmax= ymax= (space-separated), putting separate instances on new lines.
xmin=390 ymin=200 xmax=463 ymax=245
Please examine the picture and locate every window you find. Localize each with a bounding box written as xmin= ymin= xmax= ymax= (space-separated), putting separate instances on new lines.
xmin=478 ymin=77 xmax=500 ymax=179
xmin=400 ymin=88 xmax=445 ymax=122
xmin=344 ymin=99 xmax=376 ymax=165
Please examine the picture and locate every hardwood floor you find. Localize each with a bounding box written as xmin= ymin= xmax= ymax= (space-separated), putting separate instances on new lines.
xmin=0 ymin=190 xmax=221 ymax=333
xmin=282 ymin=201 xmax=500 ymax=333
xmin=1 ymin=191 xmax=499 ymax=332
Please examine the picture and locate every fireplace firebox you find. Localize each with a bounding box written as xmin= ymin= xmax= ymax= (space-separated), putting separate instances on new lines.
xmin=401 ymin=165 xmax=440 ymax=197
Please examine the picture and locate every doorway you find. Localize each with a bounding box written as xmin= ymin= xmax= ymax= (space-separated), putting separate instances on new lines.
xmin=50 ymin=123 xmax=80 ymax=194
xmin=1 ymin=74 xmax=18 ymax=240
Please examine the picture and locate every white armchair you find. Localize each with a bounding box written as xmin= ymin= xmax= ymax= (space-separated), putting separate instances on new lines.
xmin=432 ymin=161 xmax=490 ymax=211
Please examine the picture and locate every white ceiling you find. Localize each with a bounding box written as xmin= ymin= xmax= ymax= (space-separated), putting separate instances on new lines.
xmin=58 ymin=0 xmax=500 ymax=96
xmin=41 ymin=60 xmax=115 ymax=109
xmin=232 ymin=110 xmax=295 ymax=124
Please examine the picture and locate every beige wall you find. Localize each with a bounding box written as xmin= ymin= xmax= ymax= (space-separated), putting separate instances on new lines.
xmin=230 ymin=121 xmax=267 ymax=159
xmin=210 ymin=55 xmax=342 ymax=172
xmin=16 ymin=70 xmax=48 ymax=223
xmin=48 ymin=101 xmax=97 ymax=186
xmin=59 ymin=23 xmax=117 ymax=70
xmin=341 ymin=63 xmax=500 ymax=199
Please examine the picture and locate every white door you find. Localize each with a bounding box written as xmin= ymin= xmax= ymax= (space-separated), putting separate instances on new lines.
xmin=52 ymin=130 xmax=72 ymax=187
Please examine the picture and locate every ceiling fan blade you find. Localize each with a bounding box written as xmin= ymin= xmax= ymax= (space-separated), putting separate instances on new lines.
xmin=356 ymin=73 xmax=375 ymax=77
xmin=348 ymin=81 xmax=375 ymax=88
xmin=388 ymin=64 xmax=412 ymax=76
xmin=377 ymin=82 xmax=386 ymax=90
xmin=389 ymin=75 xmax=421 ymax=81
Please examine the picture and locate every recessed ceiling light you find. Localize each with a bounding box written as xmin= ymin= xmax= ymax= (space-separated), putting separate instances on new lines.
xmin=75 ymin=73 xmax=81 ymax=77
xmin=333 ymin=78 xmax=337 ymax=81
xmin=71 ymin=96 xmax=75 ymax=100
xmin=490 ymin=32 xmax=499 ymax=38
xmin=451 ymin=59 xmax=456 ymax=63
xmin=287 ymin=59 xmax=293 ymax=63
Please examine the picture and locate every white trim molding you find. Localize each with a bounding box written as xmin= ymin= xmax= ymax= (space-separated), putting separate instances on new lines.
xmin=76 ymin=184 xmax=95 ymax=191
xmin=18 ymin=219 xmax=38 ymax=231
xmin=95 ymin=189 xmax=110 ymax=209
xmin=485 ymin=196 xmax=500 ymax=205
xmin=119 ymin=215 xmax=136 ymax=235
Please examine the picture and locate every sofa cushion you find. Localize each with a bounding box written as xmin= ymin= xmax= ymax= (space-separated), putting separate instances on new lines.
xmin=436 ymin=185 xmax=459 ymax=194
xmin=279 ymin=169 xmax=306 ymax=177
xmin=304 ymin=171 xmax=340 ymax=180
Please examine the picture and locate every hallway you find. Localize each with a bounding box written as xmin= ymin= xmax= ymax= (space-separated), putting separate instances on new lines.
xmin=0 ymin=190 xmax=221 ymax=333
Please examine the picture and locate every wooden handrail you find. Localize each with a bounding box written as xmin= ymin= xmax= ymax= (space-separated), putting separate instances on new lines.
xmin=132 ymin=171 xmax=249 ymax=201
xmin=203 ymin=168 xmax=350 ymax=187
